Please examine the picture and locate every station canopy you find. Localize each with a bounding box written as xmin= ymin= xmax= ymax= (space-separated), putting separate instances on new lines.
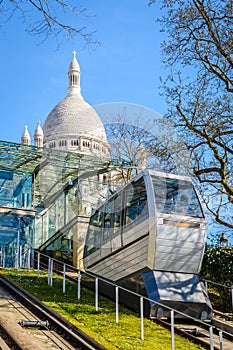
xmin=0 ymin=140 xmax=123 ymax=248
xmin=0 ymin=140 xmax=122 ymax=201
xmin=0 ymin=140 xmax=114 ymax=176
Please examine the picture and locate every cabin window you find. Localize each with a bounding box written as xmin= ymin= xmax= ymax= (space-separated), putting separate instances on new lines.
xmin=103 ymin=202 xmax=113 ymax=242
xmin=113 ymin=195 xmax=122 ymax=235
xmin=124 ymin=178 xmax=147 ymax=226
xmin=84 ymin=230 xmax=95 ymax=256
xmin=84 ymin=210 xmax=103 ymax=256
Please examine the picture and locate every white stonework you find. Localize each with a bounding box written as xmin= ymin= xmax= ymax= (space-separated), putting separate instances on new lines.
xmin=42 ymin=51 xmax=110 ymax=157
xmin=34 ymin=120 xmax=44 ymax=147
xmin=21 ymin=125 xmax=31 ymax=145
xmin=21 ymin=52 xmax=110 ymax=157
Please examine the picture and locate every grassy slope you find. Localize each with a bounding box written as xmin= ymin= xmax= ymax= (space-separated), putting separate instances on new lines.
xmin=0 ymin=269 xmax=204 ymax=350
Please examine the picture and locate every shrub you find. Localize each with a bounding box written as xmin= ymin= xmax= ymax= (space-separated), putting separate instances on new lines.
xmin=200 ymin=245 xmax=233 ymax=312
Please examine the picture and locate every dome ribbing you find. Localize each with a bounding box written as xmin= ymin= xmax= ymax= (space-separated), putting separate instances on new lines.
xmin=42 ymin=52 xmax=110 ymax=157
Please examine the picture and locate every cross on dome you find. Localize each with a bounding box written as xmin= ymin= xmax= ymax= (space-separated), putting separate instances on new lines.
xmin=72 ymin=50 xmax=77 ymax=59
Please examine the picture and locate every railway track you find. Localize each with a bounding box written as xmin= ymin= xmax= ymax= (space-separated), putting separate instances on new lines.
xmin=0 ymin=274 xmax=108 ymax=350
xmin=45 ymin=261 xmax=233 ymax=350
xmin=1 ymin=265 xmax=232 ymax=350
xmin=61 ymin=268 xmax=233 ymax=350
xmin=154 ymin=316 xmax=233 ymax=350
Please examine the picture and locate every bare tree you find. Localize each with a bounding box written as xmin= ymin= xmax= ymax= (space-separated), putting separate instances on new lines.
xmin=105 ymin=111 xmax=189 ymax=184
xmin=150 ymin=0 xmax=233 ymax=232
xmin=0 ymin=0 xmax=97 ymax=45
xmin=105 ymin=116 xmax=149 ymax=183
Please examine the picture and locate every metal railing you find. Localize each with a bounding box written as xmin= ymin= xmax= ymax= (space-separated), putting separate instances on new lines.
xmin=35 ymin=252 xmax=232 ymax=350
xmin=204 ymin=279 xmax=233 ymax=313
xmin=0 ymin=249 xmax=232 ymax=350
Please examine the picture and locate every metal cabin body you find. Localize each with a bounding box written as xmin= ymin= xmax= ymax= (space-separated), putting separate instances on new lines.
xmin=83 ymin=170 xmax=213 ymax=320
xmin=143 ymin=270 xmax=212 ymax=319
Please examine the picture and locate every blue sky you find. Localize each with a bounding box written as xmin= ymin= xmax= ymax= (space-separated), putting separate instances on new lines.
xmin=0 ymin=1 xmax=232 ymax=243
xmin=0 ymin=1 xmax=166 ymax=143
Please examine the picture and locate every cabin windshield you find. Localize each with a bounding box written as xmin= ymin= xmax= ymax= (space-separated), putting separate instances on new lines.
xmin=152 ymin=176 xmax=204 ymax=218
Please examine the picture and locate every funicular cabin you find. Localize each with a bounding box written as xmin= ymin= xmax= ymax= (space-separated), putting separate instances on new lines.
xmin=83 ymin=170 xmax=213 ymax=319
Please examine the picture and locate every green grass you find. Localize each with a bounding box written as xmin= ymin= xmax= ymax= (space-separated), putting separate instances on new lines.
xmin=0 ymin=269 xmax=204 ymax=350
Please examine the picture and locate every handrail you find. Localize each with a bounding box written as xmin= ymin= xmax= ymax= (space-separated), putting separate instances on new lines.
xmin=1 ymin=249 xmax=232 ymax=349
xmin=202 ymin=278 xmax=233 ymax=289
xmin=36 ymin=253 xmax=233 ymax=343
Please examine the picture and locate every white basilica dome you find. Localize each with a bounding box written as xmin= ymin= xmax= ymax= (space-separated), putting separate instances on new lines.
xmin=43 ymin=51 xmax=110 ymax=157
xmin=43 ymin=95 xmax=108 ymax=143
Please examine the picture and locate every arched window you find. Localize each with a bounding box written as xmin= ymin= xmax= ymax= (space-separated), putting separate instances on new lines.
xmin=59 ymin=140 xmax=67 ymax=147
xmin=71 ymin=140 xmax=77 ymax=146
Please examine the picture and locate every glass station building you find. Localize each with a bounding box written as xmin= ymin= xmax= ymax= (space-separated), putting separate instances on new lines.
xmin=0 ymin=52 xmax=125 ymax=268
xmin=0 ymin=139 xmax=119 ymax=268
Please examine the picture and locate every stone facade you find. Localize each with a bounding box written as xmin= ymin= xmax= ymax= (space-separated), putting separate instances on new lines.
xmin=21 ymin=51 xmax=110 ymax=158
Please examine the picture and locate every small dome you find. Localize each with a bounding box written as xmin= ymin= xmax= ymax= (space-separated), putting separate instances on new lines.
xmin=34 ymin=120 xmax=44 ymax=138
xmin=21 ymin=125 xmax=31 ymax=145
xmin=68 ymin=56 xmax=80 ymax=73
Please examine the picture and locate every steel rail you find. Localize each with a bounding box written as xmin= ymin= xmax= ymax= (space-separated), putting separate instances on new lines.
xmin=0 ymin=321 xmax=25 ymax=350
xmin=0 ymin=274 xmax=108 ymax=350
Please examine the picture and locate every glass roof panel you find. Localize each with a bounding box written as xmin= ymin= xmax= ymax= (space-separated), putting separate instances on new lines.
xmin=0 ymin=139 xmax=115 ymax=175
xmin=0 ymin=139 xmax=120 ymax=209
